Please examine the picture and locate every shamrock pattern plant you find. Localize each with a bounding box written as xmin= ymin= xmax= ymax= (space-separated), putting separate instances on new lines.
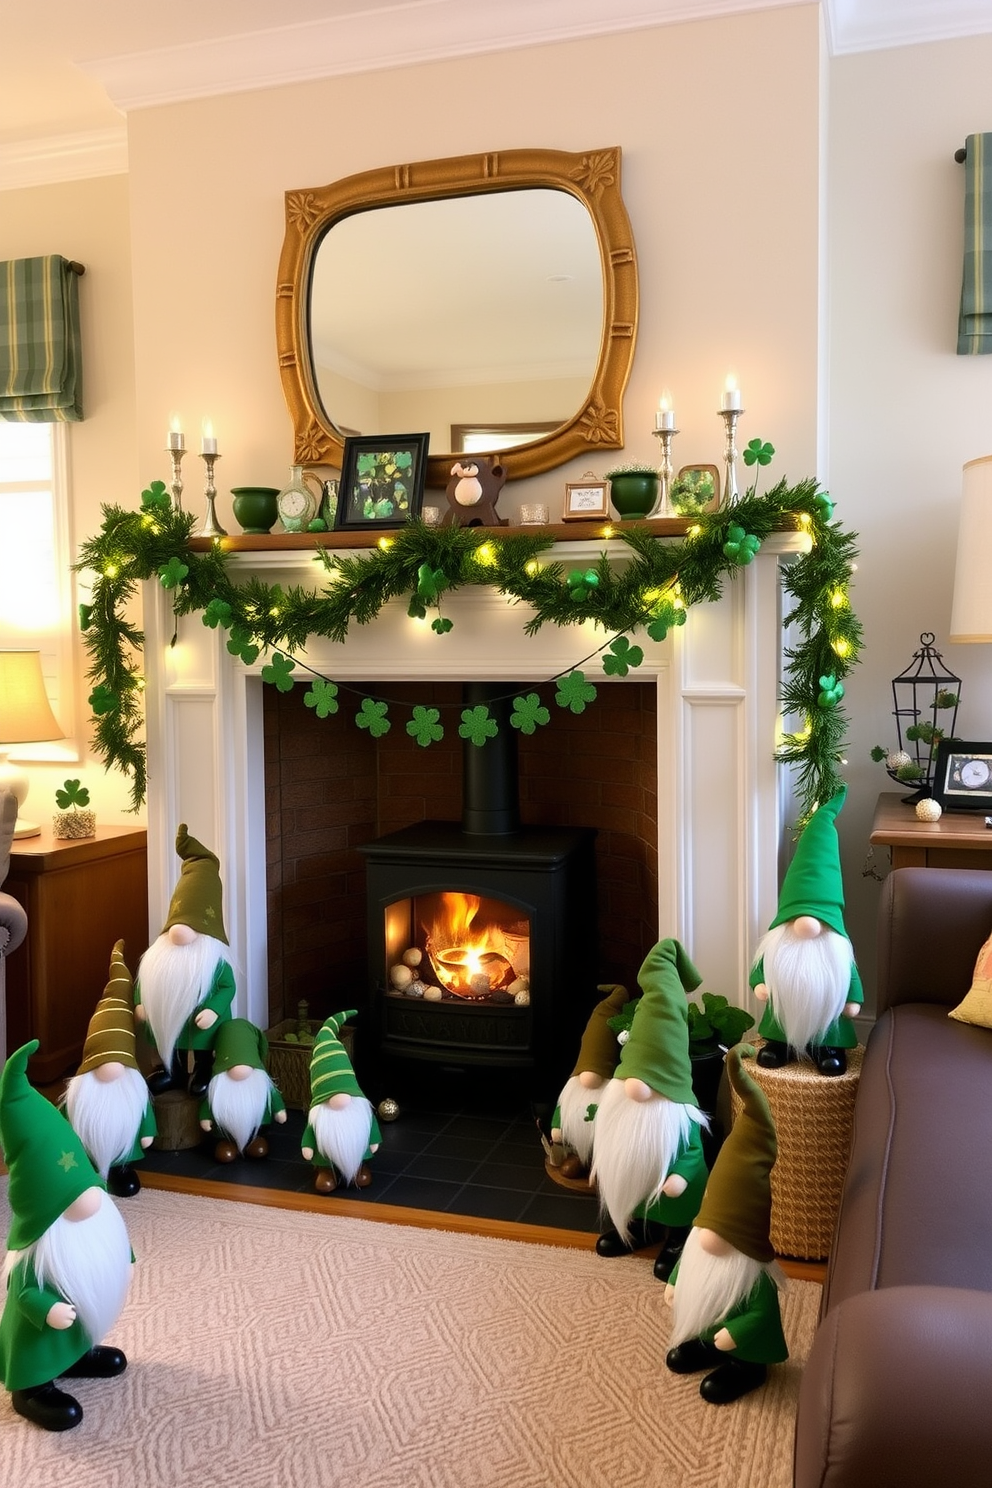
xmin=55 ymin=779 xmax=90 ymax=810
xmin=356 ymin=699 xmax=391 ymax=737
xmin=158 ymin=556 xmax=189 ymax=590
xmin=602 ymin=636 xmax=644 ymax=678
xmin=407 ymin=705 xmax=444 ymax=748
xmin=458 ymin=704 xmax=499 ymax=748
xmin=510 ymin=693 xmax=550 ymax=735
xmin=261 ymin=652 xmax=296 ymax=693
xmin=304 ymin=679 xmax=340 ymax=718
xmin=556 ymin=671 xmax=597 ymax=715
xmin=722 ymin=524 xmax=761 ymax=566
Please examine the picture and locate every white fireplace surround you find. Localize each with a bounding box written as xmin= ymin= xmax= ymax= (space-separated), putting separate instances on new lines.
xmin=142 ymin=532 xmax=804 ymax=1031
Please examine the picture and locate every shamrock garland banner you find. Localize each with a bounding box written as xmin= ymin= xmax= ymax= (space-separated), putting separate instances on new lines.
xmin=74 ymin=461 xmax=862 ymax=822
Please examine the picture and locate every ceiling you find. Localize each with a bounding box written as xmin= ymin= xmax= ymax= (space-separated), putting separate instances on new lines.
xmin=1 ymin=0 xmax=991 ymax=187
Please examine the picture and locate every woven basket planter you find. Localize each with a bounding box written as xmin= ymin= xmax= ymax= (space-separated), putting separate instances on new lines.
xmin=265 ymin=1018 xmax=355 ymax=1110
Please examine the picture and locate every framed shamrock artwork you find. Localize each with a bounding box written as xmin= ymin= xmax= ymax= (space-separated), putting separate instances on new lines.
xmin=335 ymin=433 xmax=430 ymax=531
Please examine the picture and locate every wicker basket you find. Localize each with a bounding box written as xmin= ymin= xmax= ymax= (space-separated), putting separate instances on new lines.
xmin=264 ymin=1019 xmax=355 ymax=1110
xmin=729 ymin=1041 xmax=863 ymax=1261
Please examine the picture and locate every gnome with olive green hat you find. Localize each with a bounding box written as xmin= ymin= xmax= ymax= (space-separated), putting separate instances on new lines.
xmin=590 ymin=938 xmax=710 ymax=1280
xmin=62 ymin=938 xmax=156 ymax=1198
xmin=301 ymin=1011 xmax=380 ymax=1194
xmin=0 ymin=1041 xmax=133 ymax=1432
xmin=550 ymin=983 xmax=637 ymax=1180
xmin=750 ymin=784 xmax=863 ymax=1075
xmin=134 ymin=823 xmax=236 ymax=1099
xmin=199 ymin=1018 xmax=287 ymax=1163
xmin=665 ymin=1044 xmax=788 ymax=1404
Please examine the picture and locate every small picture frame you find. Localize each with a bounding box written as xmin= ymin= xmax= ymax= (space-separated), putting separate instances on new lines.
xmin=932 ymin=739 xmax=992 ymax=811
xmin=670 ymin=464 xmax=720 ymax=516
xmin=335 ymin=433 xmax=430 ymax=530
xmin=563 ymin=480 xmax=610 ymax=521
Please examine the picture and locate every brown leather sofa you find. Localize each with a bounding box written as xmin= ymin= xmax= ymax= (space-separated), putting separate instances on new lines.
xmin=794 ymin=866 xmax=992 ymax=1488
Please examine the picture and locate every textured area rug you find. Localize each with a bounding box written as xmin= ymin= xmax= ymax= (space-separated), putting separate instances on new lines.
xmin=0 ymin=1182 xmax=819 ymax=1488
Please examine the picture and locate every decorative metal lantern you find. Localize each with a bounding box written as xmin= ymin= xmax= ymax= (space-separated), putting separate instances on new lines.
xmin=885 ymin=633 xmax=961 ymax=800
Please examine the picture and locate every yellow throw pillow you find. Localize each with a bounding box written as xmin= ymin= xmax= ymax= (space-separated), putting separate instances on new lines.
xmin=949 ymin=931 xmax=992 ymax=1029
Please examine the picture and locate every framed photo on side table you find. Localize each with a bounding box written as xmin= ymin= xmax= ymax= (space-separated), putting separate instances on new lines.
xmin=335 ymin=433 xmax=429 ymax=531
xmin=563 ymin=480 xmax=610 ymax=521
xmin=932 ymin=739 xmax=992 ymax=811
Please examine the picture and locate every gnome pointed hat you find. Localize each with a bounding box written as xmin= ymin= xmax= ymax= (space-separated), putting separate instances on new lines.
xmin=572 ymin=983 xmax=633 ymax=1081
xmin=770 ymin=785 xmax=849 ymax=937
xmin=212 ymin=1018 xmax=269 ymax=1076
xmin=77 ymin=939 xmax=139 ymax=1075
xmin=162 ymin=823 xmax=228 ymax=945
xmin=694 ymin=1044 xmax=776 ymax=1263
xmin=309 ymin=1011 xmax=361 ymax=1105
xmin=1 ymin=1041 xmax=104 ymax=1252
xmin=614 ymin=938 xmax=702 ymax=1105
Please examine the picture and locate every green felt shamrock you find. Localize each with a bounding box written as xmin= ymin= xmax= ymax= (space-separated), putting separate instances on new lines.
xmin=417 ymin=563 xmax=447 ymax=604
xmin=510 ymin=693 xmax=551 ymax=735
xmin=742 ymin=438 xmax=775 ymax=468
xmin=261 ymin=652 xmax=296 ymax=693
xmin=555 ymin=670 xmax=597 ymax=715
xmin=78 ymin=603 xmax=94 ymax=632
xmin=88 ymin=683 xmax=118 ymax=717
xmin=140 ymin=480 xmax=171 ymax=512
xmin=55 ymin=779 xmax=90 ymax=810
xmin=158 ymin=556 xmax=189 ymax=590
xmin=431 ymin=616 xmax=453 ymax=635
xmin=817 ymin=673 xmax=845 ymax=708
xmin=814 ymin=491 xmax=834 ymax=521
xmin=202 ymin=598 xmax=233 ymax=629
xmin=722 ymin=524 xmax=761 ymax=566
xmin=458 ymin=704 xmax=499 ymax=747
xmin=407 ymin=705 xmax=444 ymax=747
xmin=304 ymin=679 xmax=340 ymax=718
xmin=567 ymin=567 xmax=600 ymax=602
xmin=602 ymin=636 xmax=644 ymax=678
xmin=226 ymin=627 xmax=260 ymax=666
xmin=646 ymin=606 xmax=687 ymax=644
xmin=356 ymin=698 xmax=391 ymax=737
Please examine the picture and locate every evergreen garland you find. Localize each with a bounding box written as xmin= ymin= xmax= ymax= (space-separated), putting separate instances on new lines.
xmin=75 ymin=461 xmax=862 ymax=822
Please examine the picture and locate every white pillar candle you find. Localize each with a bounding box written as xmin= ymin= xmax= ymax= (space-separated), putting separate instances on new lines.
xmin=720 ymin=376 xmax=742 ymax=411
xmin=655 ymin=392 xmax=676 ymax=430
xmin=201 ymin=420 xmax=218 ymax=455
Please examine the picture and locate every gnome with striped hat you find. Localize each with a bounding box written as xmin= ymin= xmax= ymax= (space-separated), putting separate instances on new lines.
xmin=590 ymin=938 xmax=710 ymax=1280
xmin=62 ymin=939 xmax=156 ymax=1198
xmin=301 ymin=1011 xmax=380 ymax=1194
xmin=550 ymin=982 xmax=635 ymax=1181
xmin=665 ymin=1044 xmax=788 ymax=1404
xmin=199 ymin=1018 xmax=286 ymax=1163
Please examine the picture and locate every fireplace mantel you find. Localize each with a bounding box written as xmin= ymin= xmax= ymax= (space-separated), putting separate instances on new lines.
xmin=143 ymin=531 xmax=804 ymax=1031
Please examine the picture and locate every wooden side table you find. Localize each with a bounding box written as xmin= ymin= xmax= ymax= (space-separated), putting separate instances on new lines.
xmin=871 ymin=792 xmax=992 ymax=870
xmin=3 ymin=825 xmax=148 ymax=1083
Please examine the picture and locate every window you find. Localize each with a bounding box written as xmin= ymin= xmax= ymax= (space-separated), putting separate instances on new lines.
xmin=0 ymin=421 xmax=78 ymax=759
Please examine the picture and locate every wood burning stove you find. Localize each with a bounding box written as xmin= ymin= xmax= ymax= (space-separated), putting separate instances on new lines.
xmin=358 ymin=685 xmax=598 ymax=1100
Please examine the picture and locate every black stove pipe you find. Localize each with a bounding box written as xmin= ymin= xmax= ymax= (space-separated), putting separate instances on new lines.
xmin=461 ymin=681 xmax=521 ymax=836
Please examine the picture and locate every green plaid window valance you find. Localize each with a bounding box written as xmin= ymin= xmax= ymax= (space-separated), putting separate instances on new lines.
xmin=958 ymin=134 xmax=992 ymax=355
xmin=0 ymin=255 xmax=83 ymax=421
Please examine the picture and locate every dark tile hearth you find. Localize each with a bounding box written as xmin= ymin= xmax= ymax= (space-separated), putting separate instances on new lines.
xmin=139 ymin=1098 xmax=601 ymax=1235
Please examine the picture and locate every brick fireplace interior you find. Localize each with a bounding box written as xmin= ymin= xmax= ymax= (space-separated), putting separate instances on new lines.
xmin=263 ymin=679 xmax=658 ymax=1098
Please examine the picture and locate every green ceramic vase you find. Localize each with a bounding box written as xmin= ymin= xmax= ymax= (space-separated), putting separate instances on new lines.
xmin=231 ymin=486 xmax=280 ymax=534
xmin=608 ymin=473 xmax=659 ymax=520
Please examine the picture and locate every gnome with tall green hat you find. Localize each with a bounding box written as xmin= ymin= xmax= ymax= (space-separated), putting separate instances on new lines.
xmin=134 ymin=823 xmax=236 ymax=1099
xmin=0 ymin=1041 xmax=133 ymax=1432
xmin=665 ymin=1044 xmax=788 ymax=1404
xmin=199 ymin=1017 xmax=287 ymax=1163
xmin=62 ymin=938 xmax=157 ymax=1197
xmin=750 ymin=784 xmax=863 ymax=1075
xmin=590 ymin=938 xmax=710 ymax=1281
xmin=550 ymin=982 xmax=637 ymax=1180
xmin=301 ymin=1011 xmax=381 ymax=1194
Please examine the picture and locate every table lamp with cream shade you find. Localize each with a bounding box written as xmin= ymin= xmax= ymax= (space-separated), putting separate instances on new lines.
xmin=950 ymin=455 xmax=992 ymax=645
xmin=0 ymin=650 xmax=64 ymax=838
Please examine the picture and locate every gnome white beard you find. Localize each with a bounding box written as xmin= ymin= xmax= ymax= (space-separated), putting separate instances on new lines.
xmin=756 ymin=922 xmax=854 ymax=1051
xmin=29 ymin=1191 xmax=131 ymax=1348
xmin=63 ymin=1067 xmax=150 ymax=1177
xmin=207 ymin=1067 xmax=274 ymax=1153
xmin=591 ymin=1078 xmax=706 ymax=1240
xmin=137 ymin=932 xmax=227 ymax=1068
xmin=557 ymin=1074 xmax=602 ymax=1164
xmin=310 ymin=1097 xmax=373 ymax=1183
xmin=669 ymin=1227 xmax=774 ymax=1347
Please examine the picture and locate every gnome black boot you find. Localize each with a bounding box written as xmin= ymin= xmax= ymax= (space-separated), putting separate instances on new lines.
xmin=107 ymin=1163 xmax=141 ymax=1198
xmin=11 ymin=1380 xmax=83 ymax=1431
xmin=146 ymin=1064 xmax=176 ymax=1096
xmin=666 ymin=1337 xmax=724 ymax=1375
xmin=812 ymin=1044 xmax=847 ymax=1076
xmin=756 ymin=1039 xmax=791 ymax=1069
xmin=188 ymin=1048 xmax=214 ymax=1099
xmin=653 ymin=1224 xmax=691 ymax=1282
xmin=699 ymin=1358 xmax=767 ymax=1404
xmin=595 ymin=1217 xmax=663 ymax=1258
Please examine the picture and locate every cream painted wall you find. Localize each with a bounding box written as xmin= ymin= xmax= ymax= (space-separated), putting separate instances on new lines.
xmin=827 ymin=34 xmax=992 ymax=995
xmin=0 ymin=172 xmax=141 ymax=823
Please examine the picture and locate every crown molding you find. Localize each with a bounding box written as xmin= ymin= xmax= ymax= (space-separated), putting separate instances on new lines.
xmin=0 ymin=127 xmax=128 ymax=192
xmin=826 ymin=0 xmax=992 ymax=56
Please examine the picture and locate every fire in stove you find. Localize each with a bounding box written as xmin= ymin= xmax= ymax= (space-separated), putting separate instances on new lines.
xmin=385 ymin=891 xmax=531 ymax=1005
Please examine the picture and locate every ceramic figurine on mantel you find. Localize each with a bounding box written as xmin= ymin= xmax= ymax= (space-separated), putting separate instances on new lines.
xmin=276 ymin=465 xmax=323 ymax=532
xmin=441 ymin=455 xmax=507 ymax=527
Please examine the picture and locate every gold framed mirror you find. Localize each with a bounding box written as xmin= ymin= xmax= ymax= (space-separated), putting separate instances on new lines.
xmin=275 ymin=147 xmax=638 ymax=490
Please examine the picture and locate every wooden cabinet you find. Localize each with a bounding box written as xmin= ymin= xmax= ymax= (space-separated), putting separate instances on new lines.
xmin=4 ymin=825 xmax=148 ymax=1083
xmin=871 ymin=792 xmax=992 ymax=872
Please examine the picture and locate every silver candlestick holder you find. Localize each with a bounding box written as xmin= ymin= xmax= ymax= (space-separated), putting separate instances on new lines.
xmin=719 ymin=405 xmax=744 ymax=506
xmin=196 ymin=452 xmax=227 ymax=538
xmin=648 ymin=425 xmax=679 ymax=517
xmin=167 ymin=437 xmax=185 ymax=511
